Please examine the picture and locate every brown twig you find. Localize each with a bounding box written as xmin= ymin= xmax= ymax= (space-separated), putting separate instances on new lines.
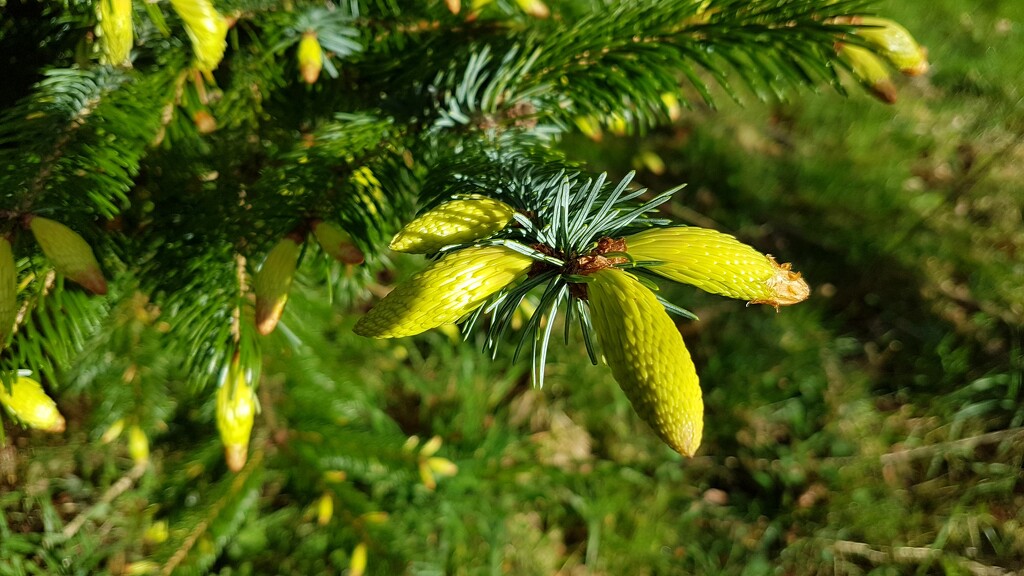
xmin=57 ymin=460 xmax=149 ymax=542
xmin=832 ymin=540 xmax=1012 ymax=576
xmin=160 ymin=449 xmax=264 ymax=576
xmin=880 ymin=427 xmax=1024 ymax=465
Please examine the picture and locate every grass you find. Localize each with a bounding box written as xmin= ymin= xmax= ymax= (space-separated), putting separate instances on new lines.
xmin=2 ymin=0 xmax=1023 ymax=574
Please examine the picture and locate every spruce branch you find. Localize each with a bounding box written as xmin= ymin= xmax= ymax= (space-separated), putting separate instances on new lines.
xmin=521 ymin=0 xmax=876 ymax=122
xmin=0 ymin=68 xmax=172 ymax=221
xmin=2 ymin=271 xmax=108 ymax=388
xmin=155 ymin=449 xmax=265 ymax=576
xmin=56 ymin=461 xmax=149 ymax=543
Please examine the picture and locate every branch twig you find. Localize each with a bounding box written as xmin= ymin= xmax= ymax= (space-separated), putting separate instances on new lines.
xmin=881 ymin=427 xmax=1024 ymax=465
xmin=56 ymin=460 xmax=149 ymax=542
xmin=833 ymin=540 xmax=1012 ymax=576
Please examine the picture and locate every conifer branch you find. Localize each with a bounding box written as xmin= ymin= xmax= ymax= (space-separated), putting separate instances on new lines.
xmin=157 ymin=449 xmax=265 ymax=576
xmin=3 ymin=274 xmax=108 ymax=386
xmin=0 ymin=68 xmax=172 ymax=221
xmin=58 ymin=461 xmax=149 ymax=541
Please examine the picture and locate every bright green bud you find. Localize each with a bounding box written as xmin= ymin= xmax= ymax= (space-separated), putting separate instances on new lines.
xmin=0 ymin=238 xmax=16 ymax=347
xmin=587 ymin=268 xmax=702 ymax=456
xmin=419 ymin=434 xmax=442 ymax=457
xmin=389 ymin=196 xmax=515 ymax=254
xmin=837 ymin=42 xmax=898 ymax=104
xmin=98 ymin=0 xmax=133 ymax=66
xmin=29 ymin=216 xmax=108 ymax=295
xmin=418 ymin=460 xmax=437 ymax=490
xmin=312 ymin=220 xmax=364 ymax=265
xmin=624 ymin=227 xmax=809 ymax=308
xmin=254 ymin=235 xmax=301 ymax=335
xmin=427 ymin=457 xmax=458 ymax=477
xmin=857 ymin=17 xmax=928 ymax=76
xmin=349 ymin=542 xmax=368 ymax=576
xmin=515 ymin=0 xmax=549 ymax=18
xmin=128 ymin=425 xmax=149 ymax=464
xmin=216 ymin=356 xmax=256 ymax=472
xmin=144 ymin=520 xmax=169 ymax=544
xmin=101 ymin=418 xmax=125 ymax=443
xmin=574 ymin=115 xmax=603 ymax=142
xmin=0 ymin=376 xmax=66 ymax=432
xmin=354 ymin=245 xmax=533 ymax=338
xmin=316 ymin=492 xmax=333 ymax=525
xmin=169 ymin=0 xmax=228 ymax=73
xmin=297 ymin=31 xmax=323 ymax=84
xmin=125 ymin=561 xmax=160 ymax=575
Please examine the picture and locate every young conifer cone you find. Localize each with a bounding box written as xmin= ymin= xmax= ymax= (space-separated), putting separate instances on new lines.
xmin=169 ymin=0 xmax=229 ymax=73
xmin=0 ymin=376 xmax=66 ymax=433
xmin=98 ymin=0 xmax=133 ymax=66
xmin=587 ymin=268 xmax=703 ymax=456
xmin=216 ymin=358 xmax=256 ymax=472
xmin=389 ymin=196 xmax=516 ymax=254
xmin=128 ymin=424 xmax=149 ymax=464
xmin=856 ymin=17 xmax=929 ymax=76
xmin=624 ymin=227 xmax=809 ymax=308
xmin=297 ymin=31 xmax=323 ymax=84
xmin=836 ymin=42 xmax=898 ymax=104
xmin=312 ymin=220 xmax=364 ymax=265
xmin=515 ymin=0 xmax=550 ymax=18
xmin=28 ymin=216 xmax=108 ymax=295
xmin=254 ymin=235 xmax=301 ymax=335
xmin=354 ymin=245 xmax=533 ymax=338
xmin=0 ymin=238 xmax=17 ymax=346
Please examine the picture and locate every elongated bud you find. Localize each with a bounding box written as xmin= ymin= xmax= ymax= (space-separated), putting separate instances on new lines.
xmin=0 ymin=376 xmax=66 ymax=432
xmin=660 ymin=92 xmax=682 ymax=121
xmin=98 ymin=0 xmax=133 ymax=66
xmin=574 ymin=115 xmax=603 ymax=142
xmin=216 ymin=356 xmax=256 ymax=472
xmin=587 ymin=269 xmax=702 ymax=456
xmin=128 ymin=425 xmax=150 ymax=464
xmin=169 ymin=0 xmax=229 ymax=73
xmin=418 ymin=460 xmax=437 ymax=490
xmin=605 ymin=113 xmax=629 ymax=136
xmin=0 ymin=238 xmax=16 ymax=347
xmin=427 ymin=457 xmax=458 ymax=477
xmin=515 ymin=0 xmax=549 ymax=18
xmin=354 ymin=245 xmax=533 ymax=338
xmin=192 ymin=110 xmax=217 ymax=134
xmin=125 ymin=561 xmax=160 ymax=575
xmin=389 ymin=196 xmax=515 ymax=254
xmin=101 ymin=418 xmax=125 ymax=443
xmin=420 ymin=434 xmax=443 ymax=457
xmin=323 ymin=470 xmax=347 ymax=483
xmin=144 ymin=520 xmax=169 ymax=544
xmin=316 ymin=492 xmax=334 ymax=525
xmin=312 ymin=220 xmax=364 ymax=265
xmin=836 ymin=42 xmax=898 ymax=104
xmin=297 ymin=31 xmax=323 ymax=84
xmin=624 ymin=227 xmax=809 ymax=308
xmin=28 ymin=216 xmax=108 ymax=295
xmin=360 ymin=511 xmax=388 ymax=524
xmin=254 ymin=235 xmax=301 ymax=335
xmin=635 ymin=150 xmax=666 ymax=175
xmin=856 ymin=17 xmax=928 ymax=76
xmin=349 ymin=542 xmax=368 ymax=576
xmin=445 ymin=0 xmax=460 ymax=14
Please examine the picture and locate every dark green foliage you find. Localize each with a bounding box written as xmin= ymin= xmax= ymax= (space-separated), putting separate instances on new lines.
xmin=0 ymin=0 xmax=873 ymax=408
xmin=3 ymin=0 xmax=1021 ymax=574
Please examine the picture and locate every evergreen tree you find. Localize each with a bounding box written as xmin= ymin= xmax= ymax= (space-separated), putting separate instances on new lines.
xmin=0 ymin=0 xmax=928 ymax=573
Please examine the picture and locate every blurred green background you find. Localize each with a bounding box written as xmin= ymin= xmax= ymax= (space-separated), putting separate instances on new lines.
xmin=3 ymin=1 xmax=1023 ymax=574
